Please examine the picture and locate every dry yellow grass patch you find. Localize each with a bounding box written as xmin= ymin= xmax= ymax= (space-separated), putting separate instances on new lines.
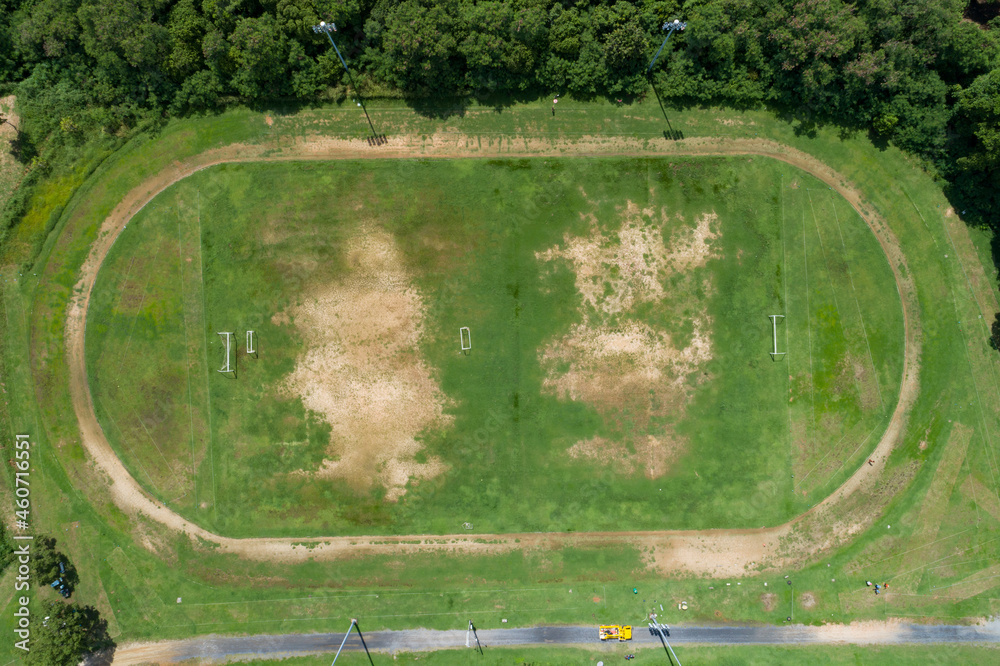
xmin=537 ymin=202 xmax=719 ymax=477
xmin=537 ymin=202 xmax=717 ymax=315
xmin=282 ymin=229 xmax=450 ymax=500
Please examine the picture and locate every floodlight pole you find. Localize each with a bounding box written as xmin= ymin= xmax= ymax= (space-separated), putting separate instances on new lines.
xmin=468 ymin=620 xmax=484 ymax=654
xmin=313 ymin=21 xmax=378 ymax=137
xmin=649 ymin=618 xmax=682 ymax=665
xmin=329 ymin=619 xmax=355 ymax=665
xmin=648 ymin=19 xmax=687 ymax=72
xmin=331 ymin=618 xmax=374 ymax=665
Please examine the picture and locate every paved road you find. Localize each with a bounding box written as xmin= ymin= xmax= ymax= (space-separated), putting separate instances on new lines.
xmin=108 ymin=621 xmax=1000 ymax=664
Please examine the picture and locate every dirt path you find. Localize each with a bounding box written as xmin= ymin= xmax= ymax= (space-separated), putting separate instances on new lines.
xmin=63 ymin=132 xmax=920 ymax=577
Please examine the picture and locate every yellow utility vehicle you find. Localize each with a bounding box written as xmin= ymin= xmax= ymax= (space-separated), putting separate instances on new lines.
xmin=598 ymin=625 xmax=632 ymax=641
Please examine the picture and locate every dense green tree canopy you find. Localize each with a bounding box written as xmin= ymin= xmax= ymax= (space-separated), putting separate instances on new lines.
xmin=24 ymin=599 xmax=112 ymax=666
xmin=0 ymin=0 xmax=998 ymax=224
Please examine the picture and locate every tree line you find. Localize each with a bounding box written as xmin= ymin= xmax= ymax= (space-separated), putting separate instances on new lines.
xmin=0 ymin=1 xmax=998 ymax=223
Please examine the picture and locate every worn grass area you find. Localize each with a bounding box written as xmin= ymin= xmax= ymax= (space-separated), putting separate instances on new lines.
xmin=85 ymin=156 xmax=900 ymax=537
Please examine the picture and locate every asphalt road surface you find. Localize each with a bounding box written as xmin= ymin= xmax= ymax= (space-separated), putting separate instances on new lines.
xmin=108 ymin=621 xmax=1000 ymax=664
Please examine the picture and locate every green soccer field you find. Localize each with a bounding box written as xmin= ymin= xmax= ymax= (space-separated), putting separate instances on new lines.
xmin=83 ymin=155 xmax=903 ymax=537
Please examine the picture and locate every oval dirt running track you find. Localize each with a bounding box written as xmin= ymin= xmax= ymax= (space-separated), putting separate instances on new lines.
xmin=64 ymin=133 xmax=920 ymax=577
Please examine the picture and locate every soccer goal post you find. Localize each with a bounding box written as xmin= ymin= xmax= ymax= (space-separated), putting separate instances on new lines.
xmin=217 ymin=332 xmax=235 ymax=373
xmin=459 ymin=327 xmax=471 ymax=353
xmin=769 ymin=315 xmax=786 ymax=360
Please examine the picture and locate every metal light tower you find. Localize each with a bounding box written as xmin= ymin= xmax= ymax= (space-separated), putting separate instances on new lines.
xmin=313 ymin=22 xmax=348 ymax=69
xmin=312 ymin=21 xmax=378 ymax=138
xmin=466 ymin=619 xmax=484 ymax=654
xmin=330 ymin=618 xmax=374 ymax=666
xmin=649 ymin=617 xmax=683 ymax=665
xmin=648 ymin=19 xmax=687 ymax=72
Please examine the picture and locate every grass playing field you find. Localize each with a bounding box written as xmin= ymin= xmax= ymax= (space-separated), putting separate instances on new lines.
xmin=83 ymin=155 xmax=902 ymax=537
xmin=1 ymin=100 xmax=998 ymax=658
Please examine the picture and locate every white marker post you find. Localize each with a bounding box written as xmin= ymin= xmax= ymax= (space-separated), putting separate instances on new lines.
xmin=769 ymin=315 xmax=785 ymax=360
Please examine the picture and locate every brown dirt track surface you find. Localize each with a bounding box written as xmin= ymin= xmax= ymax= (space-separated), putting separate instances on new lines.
xmin=64 ymin=132 xmax=920 ymax=578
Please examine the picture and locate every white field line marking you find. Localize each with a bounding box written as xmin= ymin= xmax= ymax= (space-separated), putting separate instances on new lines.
xmin=889 ymin=545 xmax=966 ymax=581
xmin=180 ymin=586 xmax=557 ymax=607
xmin=802 ymin=211 xmax=816 ymax=423
xmin=829 ymin=192 xmax=884 ymax=409
xmin=905 ymin=190 xmax=1000 ymax=507
xmin=881 ymin=531 xmax=982 ymax=582
xmin=129 ymin=403 xmax=184 ymax=494
xmin=794 ymin=429 xmax=851 ymax=490
xmin=846 ymin=532 xmax=1000 ymax=580
xmin=114 ymin=243 xmax=163 ymax=380
xmin=868 ymin=527 xmax=988 ymax=568
xmin=926 ymin=558 xmax=995 ymax=573
xmin=824 ymin=420 xmax=882 ymax=487
xmin=177 ymin=206 xmax=198 ymax=503
xmin=781 ymin=173 xmax=794 ymax=468
xmin=98 ymin=395 xmax=163 ymax=497
xmin=196 ymin=189 xmax=219 ymax=518
xmin=931 ymin=572 xmax=1000 ymax=592
xmin=164 ymin=606 xmax=588 ymax=629
xmin=807 ymin=190 xmax=864 ymax=409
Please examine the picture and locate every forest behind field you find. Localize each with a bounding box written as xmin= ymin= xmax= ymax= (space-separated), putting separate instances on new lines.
xmin=0 ymin=0 xmax=999 ymax=230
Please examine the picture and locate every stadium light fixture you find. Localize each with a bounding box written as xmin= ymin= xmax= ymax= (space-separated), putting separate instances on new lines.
xmin=313 ymin=22 xmax=349 ymax=72
xmin=313 ymin=21 xmax=378 ymax=138
xmin=647 ymin=19 xmax=687 ymax=73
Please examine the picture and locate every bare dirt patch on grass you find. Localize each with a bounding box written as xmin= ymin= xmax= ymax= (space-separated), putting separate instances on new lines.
xmin=282 ymin=228 xmax=451 ymax=500
xmin=537 ymin=204 xmax=718 ymax=477
xmin=761 ymin=593 xmax=777 ymax=611
xmin=537 ymin=203 xmax=717 ymax=315
xmin=568 ymin=433 xmax=684 ymax=478
xmin=542 ymin=319 xmax=711 ymax=412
